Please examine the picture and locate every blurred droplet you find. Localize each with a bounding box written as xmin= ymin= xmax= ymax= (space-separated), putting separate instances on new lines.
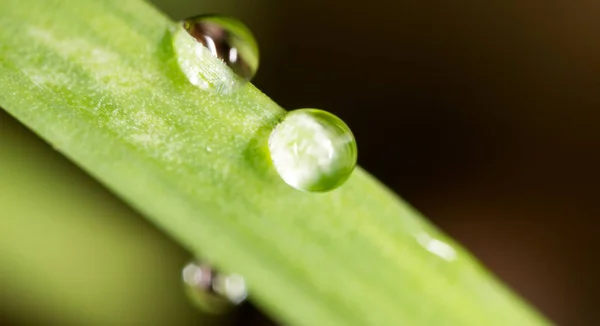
xmin=181 ymin=15 xmax=259 ymax=81
xmin=182 ymin=261 xmax=247 ymax=314
xmin=416 ymin=233 xmax=457 ymax=262
xmin=212 ymin=273 xmax=248 ymax=305
xmin=269 ymin=109 xmax=357 ymax=192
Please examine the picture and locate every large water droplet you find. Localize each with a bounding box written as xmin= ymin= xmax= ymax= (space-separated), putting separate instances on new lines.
xmin=269 ymin=109 xmax=357 ymax=192
xmin=182 ymin=261 xmax=247 ymax=314
xmin=181 ymin=15 xmax=259 ymax=81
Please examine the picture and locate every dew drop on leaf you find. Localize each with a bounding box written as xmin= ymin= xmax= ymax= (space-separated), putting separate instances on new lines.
xmin=181 ymin=15 xmax=259 ymax=81
xmin=269 ymin=109 xmax=358 ymax=192
xmin=415 ymin=233 xmax=458 ymax=262
xmin=182 ymin=261 xmax=248 ymax=314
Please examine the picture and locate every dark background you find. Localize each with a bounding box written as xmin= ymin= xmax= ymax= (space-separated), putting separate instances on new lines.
xmin=2 ymin=0 xmax=600 ymax=325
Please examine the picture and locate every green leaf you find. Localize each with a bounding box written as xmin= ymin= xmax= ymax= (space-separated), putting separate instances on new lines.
xmin=0 ymin=0 xmax=549 ymax=325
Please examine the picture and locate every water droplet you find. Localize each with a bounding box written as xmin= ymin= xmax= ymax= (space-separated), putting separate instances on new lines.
xmin=269 ymin=109 xmax=357 ymax=192
xmin=181 ymin=15 xmax=259 ymax=81
xmin=182 ymin=261 xmax=247 ymax=314
xmin=416 ymin=233 xmax=457 ymax=262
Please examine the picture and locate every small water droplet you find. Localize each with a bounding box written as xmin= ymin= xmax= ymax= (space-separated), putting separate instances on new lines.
xmin=416 ymin=233 xmax=457 ymax=262
xmin=268 ymin=109 xmax=357 ymax=192
xmin=182 ymin=261 xmax=247 ymax=314
xmin=181 ymin=15 xmax=259 ymax=81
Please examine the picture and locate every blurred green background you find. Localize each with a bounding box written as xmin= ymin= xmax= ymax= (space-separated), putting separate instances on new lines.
xmin=3 ymin=0 xmax=600 ymax=325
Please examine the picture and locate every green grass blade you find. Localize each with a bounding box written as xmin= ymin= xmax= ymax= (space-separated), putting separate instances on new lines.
xmin=0 ymin=0 xmax=549 ymax=325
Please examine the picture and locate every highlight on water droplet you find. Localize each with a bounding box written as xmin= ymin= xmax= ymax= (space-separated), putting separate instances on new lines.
xmin=177 ymin=15 xmax=259 ymax=84
xmin=416 ymin=233 xmax=457 ymax=262
xmin=268 ymin=109 xmax=357 ymax=192
xmin=182 ymin=261 xmax=248 ymax=314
